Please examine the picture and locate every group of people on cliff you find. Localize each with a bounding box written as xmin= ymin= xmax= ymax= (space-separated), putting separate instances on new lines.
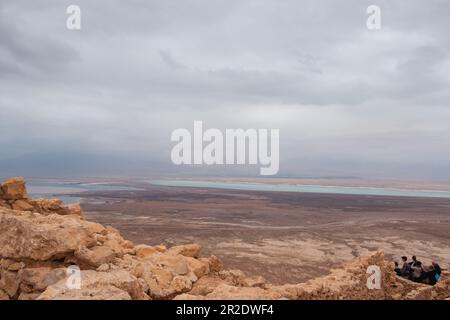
xmin=394 ymin=256 xmax=441 ymax=285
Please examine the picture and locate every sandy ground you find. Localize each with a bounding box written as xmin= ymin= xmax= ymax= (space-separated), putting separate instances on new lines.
xmin=80 ymin=183 xmax=450 ymax=284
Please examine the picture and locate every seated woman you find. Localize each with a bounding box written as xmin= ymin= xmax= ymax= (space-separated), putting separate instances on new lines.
xmin=400 ymin=256 xmax=410 ymax=277
xmin=427 ymin=262 xmax=442 ymax=285
xmin=410 ymin=261 xmax=424 ymax=283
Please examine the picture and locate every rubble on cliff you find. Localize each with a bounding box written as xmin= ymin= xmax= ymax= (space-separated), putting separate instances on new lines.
xmin=0 ymin=177 xmax=448 ymax=300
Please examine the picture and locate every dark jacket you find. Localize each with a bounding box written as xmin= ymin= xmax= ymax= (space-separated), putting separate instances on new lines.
xmin=434 ymin=264 xmax=442 ymax=275
xmin=401 ymin=261 xmax=411 ymax=276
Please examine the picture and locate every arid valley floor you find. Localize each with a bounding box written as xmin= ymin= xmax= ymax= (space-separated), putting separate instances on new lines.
xmin=73 ymin=180 xmax=450 ymax=285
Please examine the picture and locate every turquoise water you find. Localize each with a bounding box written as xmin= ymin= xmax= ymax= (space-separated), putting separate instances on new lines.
xmin=147 ymin=179 xmax=450 ymax=199
xmin=27 ymin=180 xmax=141 ymax=204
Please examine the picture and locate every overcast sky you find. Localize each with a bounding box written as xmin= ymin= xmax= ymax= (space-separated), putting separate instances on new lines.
xmin=1 ymin=0 xmax=449 ymax=179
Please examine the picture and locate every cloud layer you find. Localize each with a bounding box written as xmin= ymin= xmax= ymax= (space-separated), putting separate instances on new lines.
xmin=1 ymin=0 xmax=449 ymax=179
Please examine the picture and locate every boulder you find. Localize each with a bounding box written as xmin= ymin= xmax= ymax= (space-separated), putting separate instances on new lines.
xmin=135 ymin=245 xmax=159 ymax=258
xmin=243 ymin=275 xmax=266 ymax=288
xmin=0 ymin=208 xmax=100 ymax=261
xmin=202 ymin=255 xmax=222 ymax=273
xmin=11 ymin=200 xmax=34 ymax=211
xmin=18 ymin=292 xmax=41 ymax=300
xmin=185 ymin=257 xmax=210 ymax=278
xmin=38 ymin=284 xmax=132 ymax=300
xmin=115 ymin=253 xmax=198 ymax=299
xmin=75 ymin=246 xmax=116 ymax=268
xmin=30 ymin=199 xmax=84 ymax=217
xmin=0 ymin=289 xmax=9 ymax=300
xmin=65 ymin=204 xmax=85 ymax=218
xmin=18 ymin=267 xmax=66 ymax=292
xmin=219 ymin=269 xmax=247 ymax=286
xmin=168 ymin=244 xmax=201 ymax=258
xmin=7 ymin=262 xmax=26 ymax=271
xmin=0 ymin=270 xmax=20 ymax=298
xmin=189 ymin=276 xmax=228 ymax=296
xmin=103 ymin=238 xmax=125 ymax=257
xmin=175 ymin=283 xmax=283 ymax=300
xmin=97 ymin=264 xmax=110 ymax=272
xmin=31 ymin=199 xmax=64 ymax=213
xmin=140 ymin=266 xmax=193 ymax=299
xmin=122 ymin=240 xmax=135 ymax=250
xmin=0 ymin=199 xmax=11 ymax=209
xmin=1 ymin=177 xmax=27 ymax=200
xmin=0 ymin=258 xmax=14 ymax=270
xmin=154 ymin=244 xmax=167 ymax=252
xmin=38 ymin=269 xmax=147 ymax=300
xmin=171 ymin=276 xmax=193 ymax=293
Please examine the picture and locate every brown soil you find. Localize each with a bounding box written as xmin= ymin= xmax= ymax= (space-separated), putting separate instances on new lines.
xmin=80 ymin=183 xmax=450 ymax=284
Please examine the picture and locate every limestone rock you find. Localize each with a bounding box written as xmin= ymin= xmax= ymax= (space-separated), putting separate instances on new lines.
xmin=185 ymin=257 xmax=210 ymax=278
xmin=189 ymin=276 xmax=228 ymax=296
xmin=11 ymin=200 xmax=34 ymax=211
xmin=0 ymin=208 xmax=100 ymax=260
xmin=65 ymin=204 xmax=85 ymax=218
xmin=175 ymin=284 xmax=283 ymax=300
xmin=38 ymin=269 xmax=147 ymax=300
xmin=29 ymin=199 xmax=85 ymax=217
xmin=0 ymin=258 xmax=14 ymax=270
xmin=122 ymin=240 xmax=135 ymax=250
xmin=115 ymin=253 xmax=200 ymax=299
xmin=0 ymin=289 xmax=9 ymax=300
xmin=272 ymin=250 xmax=394 ymax=300
xmin=203 ymin=255 xmax=222 ymax=273
xmin=135 ymin=244 xmax=159 ymax=258
xmin=168 ymin=244 xmax=201 ymax=258
xmin=243 ymin=275 xmax=266 ymax=288
xmin=154 ymin=244 xmax=167 ymax=252
xmin=0 ymin=199 xmax=11 ymax=209
xmin=103 ymin=238 xmax=125 ymax=258
xmin=7 ymin=262 xmax=26 ymax=271
xmin=219 ymin=269 xmax=247 ymax=286
xmin=38 ymin=285 xmax=132 ymax=300
xmin=0 ymin=177 xmax=448 ymax=301
xmin=31 ymin=199 xmax=64 ymax=212
xmin=75 ymin=246 xmax=116 ymax=268
xmin=18 ymin=267 xmax=67 ymax=292
xmin=0 ymin=270 xmax=20 ymax=298
xmin=18 ymin=292 xmax=41 ymax=300
xmin=176 ymin=250 xmax=450 ymax=301
xmin=97 ymin=264 xmax=111 ymax=272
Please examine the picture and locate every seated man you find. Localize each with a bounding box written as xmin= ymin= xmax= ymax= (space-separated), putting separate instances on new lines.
xmin=401 ymin=256 xmax=410 ymax=277
xmin=394 ymin=262 xmax=402 ymax=276
xmin=410 ymin=255 xmax=422 ymax=268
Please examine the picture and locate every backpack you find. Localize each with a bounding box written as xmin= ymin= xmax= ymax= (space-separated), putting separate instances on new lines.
xmin=435 ymin=273 xmax=441 ymax=281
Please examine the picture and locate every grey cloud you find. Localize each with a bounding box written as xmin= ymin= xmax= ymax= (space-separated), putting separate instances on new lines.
xmin=0 ymin=0 xmax=449 ymax=179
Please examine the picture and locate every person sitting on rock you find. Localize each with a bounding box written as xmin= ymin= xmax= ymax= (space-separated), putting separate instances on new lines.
xmin=410 ymin=255 xmax=422 ymax=268
xmin=394 ymin=261 xmax=402 ymax=276
xmin=410 ymin=261 xmax=424 ymax=283
xmin=423 ymin=265 xmax=437 ymax=285
xmin=430 ymin=261 xmax=442 ymax=284
xmin=401 ymin=256 xmax=410 ymax=277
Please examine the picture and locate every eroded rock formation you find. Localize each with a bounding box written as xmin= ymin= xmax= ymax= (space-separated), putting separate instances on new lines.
xmin=0 ymin=177 xmax=448 ymax=300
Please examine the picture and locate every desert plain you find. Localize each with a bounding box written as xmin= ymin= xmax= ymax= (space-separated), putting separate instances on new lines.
xmin=73 ymin=178 xmax=450 ymax=284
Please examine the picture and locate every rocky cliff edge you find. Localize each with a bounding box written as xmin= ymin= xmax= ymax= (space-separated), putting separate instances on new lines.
xmin=0 ymin=177 xmax=448 ymax=300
